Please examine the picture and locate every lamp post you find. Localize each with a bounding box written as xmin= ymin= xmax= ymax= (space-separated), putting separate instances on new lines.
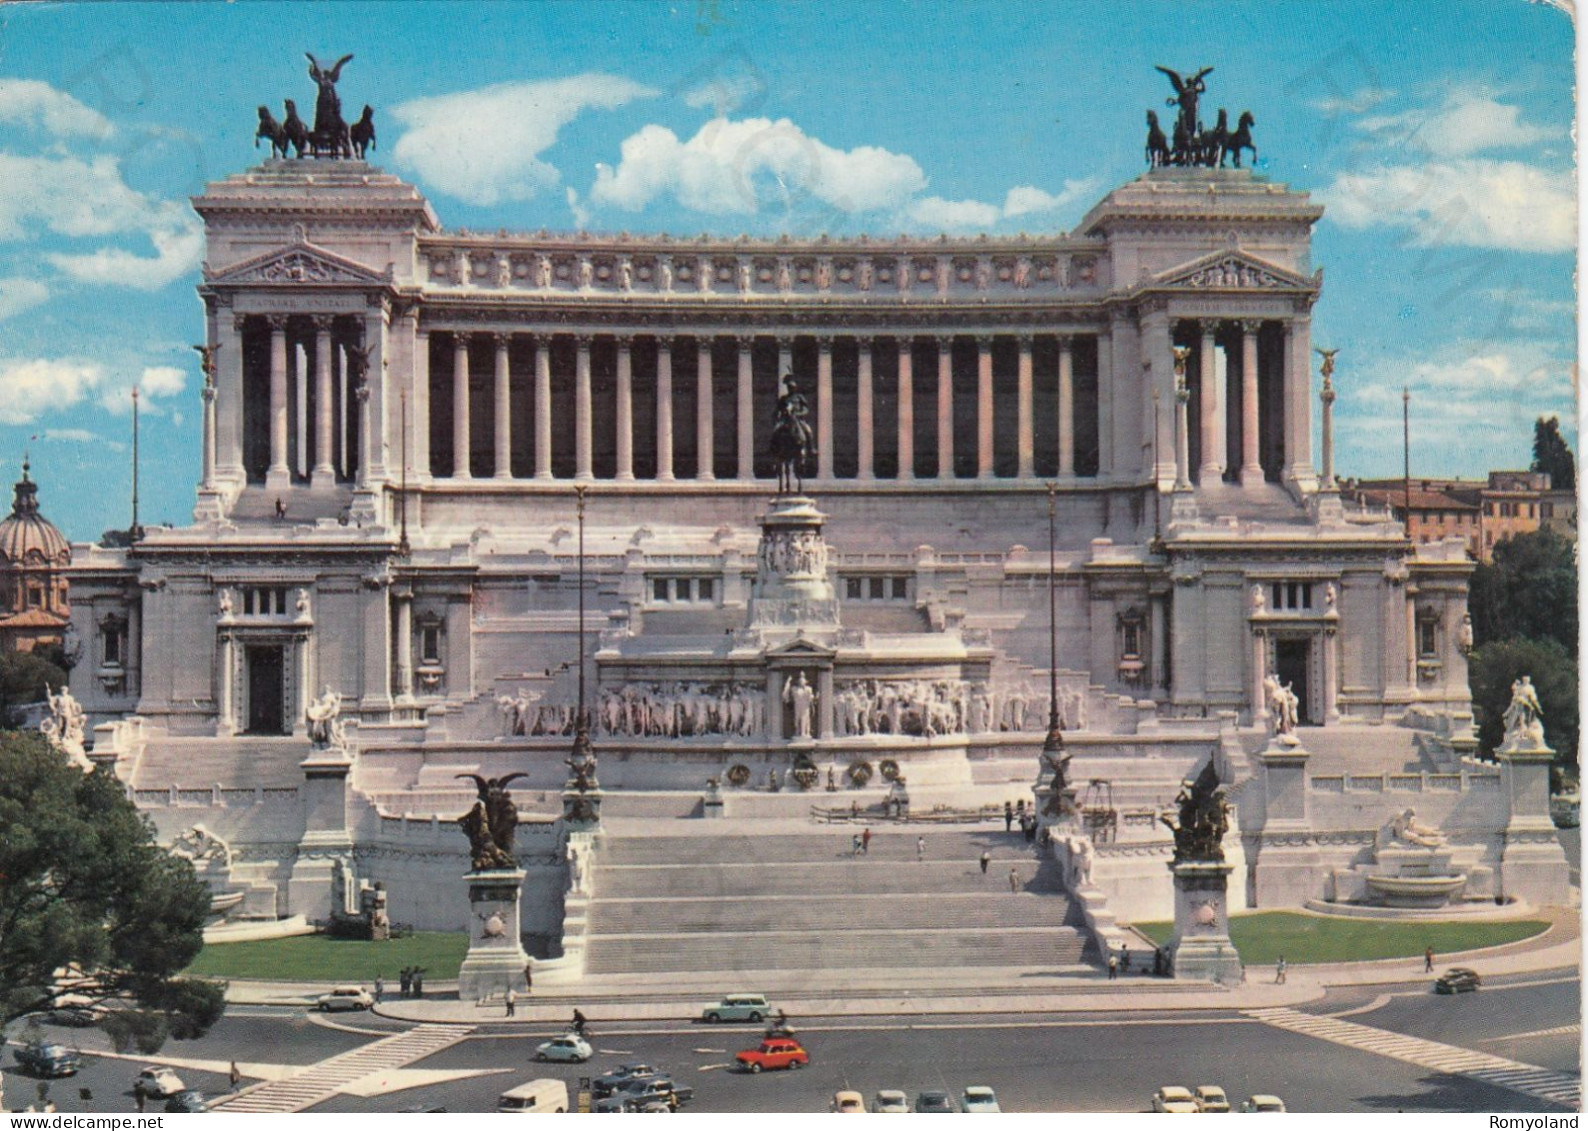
xmin=570 ymin=484 xmax=592 ymax=762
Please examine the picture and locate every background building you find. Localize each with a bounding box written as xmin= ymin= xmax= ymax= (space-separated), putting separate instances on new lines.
xmin=0 ymin=461 xmax=71 ymax=654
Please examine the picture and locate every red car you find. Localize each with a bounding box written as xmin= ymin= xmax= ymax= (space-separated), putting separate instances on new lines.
xmin=735 ymin=1038 xmax=809 ymax=1074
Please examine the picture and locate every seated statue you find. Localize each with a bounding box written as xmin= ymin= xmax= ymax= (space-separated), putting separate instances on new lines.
xmin=1390 ymin=807 xmax=1446 ymax=849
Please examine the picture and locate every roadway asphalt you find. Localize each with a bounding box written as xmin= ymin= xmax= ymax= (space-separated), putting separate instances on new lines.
xmin=4 ymin=974 xmax=1577 ymax=1114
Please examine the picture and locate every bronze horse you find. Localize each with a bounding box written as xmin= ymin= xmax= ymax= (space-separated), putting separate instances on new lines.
xmin=769 ymin=375 xmax=815 ymax=494
xmin=256 ymin=106 xmax=288 ymax=159
xmin=1222 ymin=111 xmax=1256 ymax=169
xmin=282 ymin=100 xmax=310 ymax=159
xmin=1144 ymin=110 xmax=1170 ymax=168
xmin=350 ymin=105 xmax=376 ymax=159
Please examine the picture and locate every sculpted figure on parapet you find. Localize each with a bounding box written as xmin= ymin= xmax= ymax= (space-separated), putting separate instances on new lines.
xmin=1502 ymin=674 xmax=1545 ymax=746
xmin=506 ymin=680 xmax=767 ymax=739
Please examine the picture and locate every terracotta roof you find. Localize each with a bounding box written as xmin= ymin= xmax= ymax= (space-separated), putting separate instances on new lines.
xmin=0 ymin=608 xmax=69 ymax=628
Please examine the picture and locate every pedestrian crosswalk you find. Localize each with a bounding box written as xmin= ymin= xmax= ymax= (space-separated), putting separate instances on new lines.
xmin=1246 ymin=1007 xmax=1580 ymax=1110
xmin=210 ymin=1024 xmax=472 ymax=1113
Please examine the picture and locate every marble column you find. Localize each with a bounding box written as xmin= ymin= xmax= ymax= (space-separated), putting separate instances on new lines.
xmin=575 ymin=333 xmax=593 ymax=481
xmin=1239 ymin=320 xmax=1263 ymax=487
xmin=413 ymin=325 xmax=432 ymax=480
xmin=217 ymin=630 xmax=235 ymax=735
xmin=355 ymin=381 xmax=371 ymax=491
xmin=816 ymin=336 xmax=834 ymax=480
xmin=1139 ymin=305 xmax=1174 ymax=485
xmin=1016 ymin=334 xmax=1034 ymax=479
xmin=896 ymin=337 xmax=914 ymax=481
xmin=1057 ymin=335 xmax=1075 ymax=478
xmin=856 ymin=336 xmax=874 ymax=480
xmin=1149 ymin=591 xmax=1167 ymax=698
xmin=493 ymin=332 xmax=512 ymax=479
xmin=534 ymin=334 xmax=552 ymax=480
xmin=1096 ymin=327 xmax=1114 ymax=478
xmin=452 ymin=332 xmax=472 ymax=480
xmin=218 ymin=312 xmax=245 ymax=486
xmin=615 ymin=335 xmax=634 ymax=481
xmin=895 ymin=335 xmax=921 ymax=476
xmin=936 ymin=335 xmax=954 ymax=480
xmin=656 ymin=336 xmax=675 ymax=481
xmin=312 ymin=317 xmax=336 ymax=487
xmin=394 ymin=588 xmax=413 ymax=700
xmin=1320 ymin=370 xmax=1337 ymax=490
xmin=200 ymin=385 xmax=217 ymax=491
xmin=976 ymin=335 xmax=994 ymax=479
xmin=266 ymin=315 xmax=290 ymax=491
xmin=696 ymin=336 xmax=715 ymax=480
xmin=1174 ymin=369 xmax=1193 ymax=491
xmin=1197 ymin=321 xmax=1220 ymax=483
xmin=361 ymin=302 xmax=390 ymax=485
xmin=1250 ymin=625 xmax=1269 ymax=725
xmin=736 ymin=335 xmax=755 ymax=480
xmin=1284 ymin=316 xmax=1316 ymax=491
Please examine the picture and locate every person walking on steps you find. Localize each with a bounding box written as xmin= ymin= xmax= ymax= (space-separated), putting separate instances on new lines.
xmin=916 ymin=836 xmax=925 ymax=862
xmin=1005 ymin=801 xmax=1014 ymax=833
xmin=1108 ymin=954 xmax=1118 ymax=980
xmin=980 ymin=850 xmax=991 ymax=874
xmin=1008 ymin=866 xmax=1020 ymax=894
xmin=851 ymin=832 xmax=863 ymax=857
xmin=861 ymin=827 xmax=871 ymax=854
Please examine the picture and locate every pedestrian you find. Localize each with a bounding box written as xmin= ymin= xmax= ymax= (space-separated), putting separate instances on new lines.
xmin=1004 ymin=801 xmax=1014 ymax=833
xmin=851 ymin=832 xmax=863 ymax=856
xmin=1107 ymin=954 xmax=1118 ymax=980
xmin=1121 ymin=945 xmax=1130 ymax=974
xmin=229 ymin=1060 xmax=241 ymax=1092
xmin=374 ymin=975 xmax=384 ymax=1004
xmin=1024 ymin=815 xmax=1037 ymax=843
xmin=413 ymin=970 xmax=425 ymax=998
xmin=134 ymin=1086 xmax=145 ymax=1114
xmin=980 ymin=850 xmax=991 ymax=874
xmin=1424 ymin=946 xmax=1434 ymax=973
xmin=400 ymin=967 xmax=412 ymax=997
xmin=524 ymin=963 xmax=534 ymax=993
xmin=916 ymin=836 xmax=925 ymax=862
xmin=1275 ymin=956 xmax=1287 ymax=984
xmin=1008 ymin=866 xmax=1020 ymax=894
xmin=861 ymin=827 xmax=871 ymax=854
xmin=505 ymin=988 xmax=516 ymax=1017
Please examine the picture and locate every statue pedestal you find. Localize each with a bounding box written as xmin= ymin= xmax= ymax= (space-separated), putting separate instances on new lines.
xmin=1497 ymin=738 xmax=1571 ymax=906
xmin=457 ymin=869 xmax=531 ymax=1002
xmin=747 ymin=495 xmax=840 ymax=638
xmin=562 ymin=787 xmax=603 ymax=829
xmin=1167 ymin=860 xmax=1243 ymax=984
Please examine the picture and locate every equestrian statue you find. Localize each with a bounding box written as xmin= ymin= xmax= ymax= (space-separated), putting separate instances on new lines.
xmin=770 ymin=373 xmax=816 ymax=494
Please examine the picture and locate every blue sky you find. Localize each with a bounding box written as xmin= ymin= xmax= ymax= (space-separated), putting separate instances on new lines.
xmin=0 ymin=0 xmax=1574 ymax=540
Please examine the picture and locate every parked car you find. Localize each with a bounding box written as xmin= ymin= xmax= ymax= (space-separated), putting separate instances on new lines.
xmin=1239 ymin=1094 xmax=1288 ymax=1113
xmin=1151 ymin=1085 xmax=1199 ymax=1113
xmin=164 ymin=1091 xmax=210 ymax=1113
xmin=961 ymin=1085 xmax=1002 ymax=1112
xmin=701 ymin=993 xmax=771 ymax=1023
xmin=914 ymin=1090 xmax=955 ymax=1112
xmin=1435 ymin=967 xmax=1481 ymax=994
xmin=134 ymin=1067 xmax=187 ymax=1099
xmin=830 ymin=1090 xmax=865 ymax=1113
xmin=315 ymin=986 xmax=374 ymax=1012
xmin=1194 ymin=1085 xmax=1231 ymax=1113
xmin=534 ymin=1034 xmax=593 ymax=1063
xmin=871 ymin=1090 xmax=909 ymax=1113
xmin=14 ymin=1042 xmax=82 ymax=1078
xmin=734 ymin=1037 xmax=808 ymax=1073
xmin=592 ymin=1064 xmax=659 ymax=1098
xmin=593 ymin=1077 xmax=693 ymax=1113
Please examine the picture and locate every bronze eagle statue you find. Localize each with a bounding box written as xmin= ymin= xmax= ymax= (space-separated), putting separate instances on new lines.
xmin=456 ymin=772 xmax=528 ymax=872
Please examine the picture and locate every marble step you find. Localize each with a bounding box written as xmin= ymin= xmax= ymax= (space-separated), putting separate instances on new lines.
xmin=595 ymin=829 xmax=1040 ymax=866
xmin=587 ymin=891 xmax=1075 ymax=935
xmin=593 ymin=858 xmax=1064 ymax=898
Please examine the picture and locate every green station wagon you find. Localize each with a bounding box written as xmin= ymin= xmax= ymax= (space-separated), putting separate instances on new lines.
xmin=701 ymin=993 xmax=771 ymax=1022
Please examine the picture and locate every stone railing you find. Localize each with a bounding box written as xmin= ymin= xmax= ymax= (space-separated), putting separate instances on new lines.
xmin=1309 ymin=769 xmax=1500 ymax=794
xmin=132 ymin=785 xmax=299 ymax=808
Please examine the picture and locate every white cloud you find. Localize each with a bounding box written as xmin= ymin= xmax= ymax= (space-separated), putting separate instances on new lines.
xmin=903 ymin=179 xmax=1099 ymax=234
xmin=47 ymin=218 xmax=203 ymax=291
xmin=1311 ymin=87 xmax=1395 ymax=118
xmin=1357 ymin=92 xmax=1553 ymax=158
xmin=0 ymin=277 xmax=49 ymax=321
xmin=682 ymin=71 xmax=766 ymax=116
xmin=0 ymin=79 xmax=114 ymax=140
xmin=1321 ymin=159 xmax=1574 ymax=254
xmin=99 ymin=364 xmax=188 ymax=415
xmin=390 ymin=74 xmax=656 ymax=206
xmin=0 ymin=358 xmax=106 ymax=424
xmin=43 ymin=427 xmax=104 ymax=444
xmin=591 ymin=116 xmax=927 ymax=216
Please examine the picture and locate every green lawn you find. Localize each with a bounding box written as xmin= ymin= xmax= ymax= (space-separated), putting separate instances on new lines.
xmin=185 ymin=932 xmax=469 ymax=982
xmin=1131 ymin=912 xmax=1548 ymax=966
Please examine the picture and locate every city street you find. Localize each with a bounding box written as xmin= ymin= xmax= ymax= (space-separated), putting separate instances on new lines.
xmin=4 ymin=973 xmax=1577 ymax=1114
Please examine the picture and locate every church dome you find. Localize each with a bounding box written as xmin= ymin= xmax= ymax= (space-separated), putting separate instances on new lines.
xmin=0 ymin=461 xmax=70 ymax=566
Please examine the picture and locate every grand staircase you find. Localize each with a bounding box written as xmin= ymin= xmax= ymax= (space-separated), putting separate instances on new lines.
xmin=582 ymin=825 xmax=1090 ymax=976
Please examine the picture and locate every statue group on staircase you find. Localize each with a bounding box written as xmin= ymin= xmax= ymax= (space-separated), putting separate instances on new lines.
xmin=255 ymin=53 xmax=375 ymax=160
xmin=1159 ymin=761 xmax=1231 ymax=864
xmin=456 ymin=772 xmax=527 ymax=872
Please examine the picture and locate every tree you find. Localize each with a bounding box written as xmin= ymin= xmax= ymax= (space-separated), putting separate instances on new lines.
xmin=1531 ymin=415 xmax=1575 ymax=492
xmin=0 ymin=732 xmax=224 ymax=1050
xmin=0 ymin=651 xmax=66 ymax=726
xmin=1468 ymin=527 xmax=1577 ymax=658
xmin=1468 ymin=636 xmax=1578 ymax=775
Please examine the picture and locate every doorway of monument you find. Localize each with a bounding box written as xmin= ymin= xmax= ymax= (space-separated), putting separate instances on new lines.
xmin=1274 ymin=638 xmax=1314 ymax=726
xmin=245 ymin=644 xmax=287 ymax=735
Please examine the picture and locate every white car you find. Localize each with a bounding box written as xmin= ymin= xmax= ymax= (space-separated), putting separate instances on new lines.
xmin=1194 ymin=1085 xmax=1231 ymax=1113
xmin=315 ymin=986 xmax=374 ymax=1012
xmin=871 ymin=1090 xmax=909 ymax=1113
xmin=1240 ymin=1094 xmax=1288 ymax=1113
xmin=1152 ymin=1085 xmax=1199 ymax=1113
xmin=135 ymin=1067 xmax=186 ymax=1099
xmin=535 ymin=1034 xmax=593 ymax=1063
xmin=961 ymin=1085 xmax=1002 ymax=1112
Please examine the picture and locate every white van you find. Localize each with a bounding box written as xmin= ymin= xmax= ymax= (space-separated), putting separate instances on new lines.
xmin=498 ymin=1078 xmax=570 ymax=1113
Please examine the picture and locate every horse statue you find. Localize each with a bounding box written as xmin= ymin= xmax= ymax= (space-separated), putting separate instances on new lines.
xmin=1223 ymin=111 xmax=1256 ymax=169
xmin=1170 ymin=117 xmax=1192 ymax=167
xmin=256 ymin=106 xmax=288 ymax=158
xmin=282 ymin=99 xmax=310 ymax=158
xmin=350 ymin=105 xmax=377 ymax=159
xmin=1145 ymin=110 xmax=1170 ymax=168
xmin=1202 ymin=108 xmax=1229 ymax=167
xmin=769 ymin=374 xmax=815 ymax=494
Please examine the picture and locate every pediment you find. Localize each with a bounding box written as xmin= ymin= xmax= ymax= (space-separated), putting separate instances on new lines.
xmin=1145 ymin=248 xmax=1316 ymax=293
xmin=765 ymin=637 xmax=836 ymax=659
xmin=205 ymin=241 xmax=390 ymax=286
